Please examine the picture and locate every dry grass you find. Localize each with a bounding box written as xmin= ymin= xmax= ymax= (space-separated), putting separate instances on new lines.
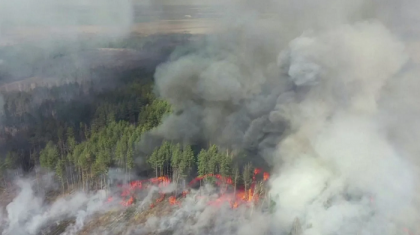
xmin=77 ymin=195 xmax=179 ymax=235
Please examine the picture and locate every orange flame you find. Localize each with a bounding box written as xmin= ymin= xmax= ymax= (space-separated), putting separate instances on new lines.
xmin=107 ymin=167 xmax=417 ymax=235
xmin=248 ymin=189 xmax=253 ymax=202
xmin=150 ymin=194 xmax=165 ymax=208
xmin=169 ymin=196 xmax=180 ymax=205
xmin=263 ymin=172 xmax=270 ymax=181
xmin=121 ymin=196 xmax=134 ymax=206
xmin=113 ymin=168 xmax=270 ymax=209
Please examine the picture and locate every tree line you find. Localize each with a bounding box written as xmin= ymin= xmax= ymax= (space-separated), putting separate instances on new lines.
xmin=35 ymin=95 xmax=172 ymax=192
xmin=0 ymin=73 xmax=263 ymax=194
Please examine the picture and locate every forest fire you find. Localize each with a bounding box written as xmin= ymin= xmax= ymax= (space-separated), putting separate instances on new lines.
xmin=150 ymin=194 xmax=165 ymax=208
xmin=108 ymin=176 xmax=172 ymax=207
xmin=110 ymin=168 xmax=270 ymax=209
xmin=263 ymin=172 xmax=270 ymax=181
xmin=169 ymin=196 xmax=180 ymax=205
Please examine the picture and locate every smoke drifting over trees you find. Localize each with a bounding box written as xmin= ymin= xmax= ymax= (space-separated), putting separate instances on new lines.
xmin=1 ymin=0 xmax=420 ymax=234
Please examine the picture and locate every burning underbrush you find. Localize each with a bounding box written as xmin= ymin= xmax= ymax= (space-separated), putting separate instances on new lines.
xmin=108 ymin=168 xmax=270 ymax=211
xmin=1 ymin=170 xmax=416 ymax=235
xmin=0 ymin=168 xmax=271 ymax=235
xmin=73 ymin=168 xmax=272 ymax=235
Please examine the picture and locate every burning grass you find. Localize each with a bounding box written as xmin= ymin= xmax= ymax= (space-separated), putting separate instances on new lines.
xmin=109 ymin=168 xmax=270 ymax=210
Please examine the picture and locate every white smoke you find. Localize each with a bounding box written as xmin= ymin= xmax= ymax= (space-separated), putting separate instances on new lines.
xmin=60 ymin=191 xmax=109 ymax=235
xmin=268 ymin=20 xmax=415 ymax=234
xmin=1 ymin=177 xmax=112 ymax=235
xmin=122 ymin=186 xmax=272 ymax=235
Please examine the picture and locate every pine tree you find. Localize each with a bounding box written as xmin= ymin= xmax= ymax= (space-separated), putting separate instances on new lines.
xmin=94 ymin=151 xmax=108 ymax=175
xmin=197 ymin=149 xmax=208 ymax=177
xmin=126 ymin=147 xmax=134 ymax=181
xmin=207 ymin=148 xmax=218 ymax=175
xmin=93 ymin=151 xmax=108 ymax=189
xmin=66 ymin=127 xmax=76 ymax=153
xmin=219 ymin=153 xmax=231 ymax=178
xmin=55 ymin=158 xmax=66 ymax=192
xmin=177 ymin=144 xmax=194 ymax=179
xmin=79 ymin=145 xmax=94 ymax=191
xmin=207 ymin=145 xmax=218 ymax=158
xmin=182 ymin=145 xmax=195 ymax=172
xmin=157 ymin=141 xmax=171 ymax=176
xmin=148 ymin=149 xmax=159 ymax=177
xmin=171 ymin=143 xmax=182 ymax=182
xmin=163 ymin=142 xmax=172 ymax=177
xmin=40 ymin=141 xmax=59 ymax=170
xmin=115 ymin=140 xmax=126 ymax=168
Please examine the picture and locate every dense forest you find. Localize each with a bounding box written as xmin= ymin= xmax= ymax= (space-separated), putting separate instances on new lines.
xmin=0 ymin=34 xmax=263 ymax=194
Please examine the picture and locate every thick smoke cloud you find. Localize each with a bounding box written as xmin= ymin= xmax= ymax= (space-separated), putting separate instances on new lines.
xmin=141 ymin=0 xmax=420 ymax=234
xmin=150 ymin=23 xmax=289 ymax=158
xmin=1 ymin=0 xmax=420 ymax=234
xmin=269 ymin=21 xmax=415 ymax=235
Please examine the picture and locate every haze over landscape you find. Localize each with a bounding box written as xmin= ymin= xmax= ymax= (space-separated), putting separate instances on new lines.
xmin=0 ymin=0 xmax=420 ymax=235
